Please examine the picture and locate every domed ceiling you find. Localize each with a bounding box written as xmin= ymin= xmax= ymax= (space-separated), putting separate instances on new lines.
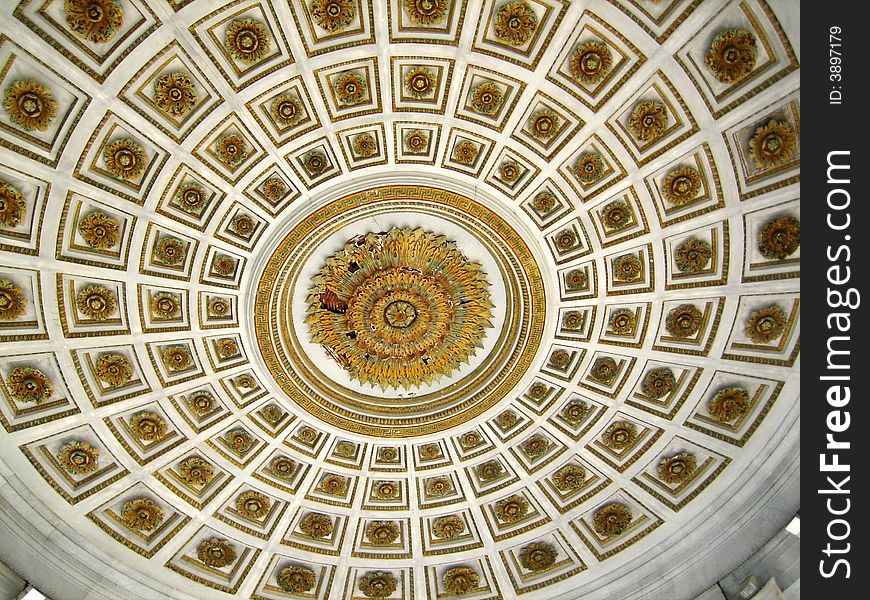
xmin=0 ymin=1 xmax=800 ymax=599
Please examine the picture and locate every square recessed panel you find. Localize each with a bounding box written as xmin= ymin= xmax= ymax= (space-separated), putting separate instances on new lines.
xmin=510 ymin=92 xmax=584 ymax=161
xmin=286 ymin=137 xmax=343 ymax=189
xmin=391 ymin=56 xmax=455 ymax=114
xmin=0 ymin=351 xmax=79 ymax=433
xmin=246 ymin=75 xmax=320 ymax=146
xmin=156 ymin=164 xmax=226 ymax=232
xmin=605 ymin=0 xmax=702 ymax=44
xmin=315 ymin=57 xmax=382 ymax=122
xmin=394 ymin=122 xmax=441 ymax=165
xmin=0 ymin=164 xmax=49 ymax=256
xmin=57 ymin=192 xmax=137 ymax=271
xmin=192 ymin=113 xmax=266 ymax=185
xmin=287 ymin=0 xmax=375 ymax=57
xmin=741 ymin=199 xmax=798 ymax=283
xmin=243 ymin=163 xmax=301 ymax=217
xmin=644 ymin=143 xmax=724 ymax=228
xmin=454 ymin=65 xmax=525 ymax=131
xmin=337 ymin=123 xmax=388 ymax=170
xmin=388 ymin=0 xmax=468 ymax=45
xmin=0 ymin=265 xmax=47 ymax=342
xmin=471 ymin=0 xmax=569 ymax=70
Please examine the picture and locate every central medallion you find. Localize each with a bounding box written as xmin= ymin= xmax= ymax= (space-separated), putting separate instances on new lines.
xmin=305 ymin=227 xmax=493 ymax=389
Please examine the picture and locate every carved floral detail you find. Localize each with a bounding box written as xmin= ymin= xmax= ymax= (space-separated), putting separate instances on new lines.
xmin=403 ymin=129 xmax=429 ymax=154
xmin=613 ymin=254 xmax=642 ymax=282
xmin=499 ymin=160 xmax=522 ymax=183
xmin=334 ymin=72 xmax=367 ymax=105
xmin=353 ymin=133 xmax=377 ymax=158
xmin=74 ymin=284 xmax=116 ymax=321
xmin=161 ymin=345 xmax=193 ymax=372
xmin=562 ymin=310 xmax=584 ymax=330
xmin=78 ymin=211 xmax=120 ymax=249
xmin=224 ymin=19 xmax=270 ymax=64
xmin=520 ymin=434 xmax=550 ymax=459
xmin=225 ymin=428 xmax=255 ymax=454
xmin=665 ymin=304 xmax=703 ymax=338
xmin=641 ymin=367 xmax=676 ymax=399
xmin=574 ymin=152 xmax=604 ymax=184
xmin=601 ymin=421 xmax=637 ymax=450
xmin=442 ymin=567 xmax=479 ymax=596
xmin=300 ymin=512 xmax=333 ymax=538
xmin=302 ymin=150 xmax=329 ymax=177
xmin=153 ymin=73 xmax=198 ymax=117
xmin=187 ymin=391 xmax=215 ymax=416
xmin=177 ymin=456 xmax=214 ymax=486
xmin=404 ymin=67 xmax=436 ymax=98
xmin=560 ymin=399 xmax=588 ymax=424
xmin=452 ymin=140 xmax=479 ymax=166
xmin=705 ymin=29 xmax=757 ymax=84
xmin=57 ymin=440 xmax=99 ymax=475
xmin=569 ymin=40 xmax=613 ymax=85
xmin=270 ymin=456 xmax=296 ymax=481
xmin=277 ymin=565 xmax=317 ymax=593
xmin=531 ymin=191 xmax=556 ymax=214
xmin=758 ymin=216 xmax=800 ymax=260
xmin=707 ymin=386 xmax=750 ymax=423
xmin=0 ymin=180 xmax=26 ymax=228
xmin=121 ymin=497 xmax=164 ymax=530
xmin=405 ymin=0 xmax=449 ymax=27
xmin=593 ymin=503 xmax=632 ymax=537
xmin=564 ymin=269 xmax=587 ymax=290
xmin=371 ymin=480 xmax=400 ymax=500
xmin=197 ymin=538 xmax=236 ymax=568
xmin=129 ymin=411 xmax=167 ymax=441
xmin=174 ymin=182 xmax=208 ymax=215
xmin=602 ymin=200 xmax=631 ymax=230
xmin=661 ymin=166 xmax=702 ymax=206
xmin=3 ymin=80 xmax=56 ymax=131
xmin=310 ymin=0 xmax=356 ymax=33
xmin=494 ymin=494 xmax=528 ymax=523
xmin=271 ymin=94 xmax=304 ymax=128
xmin=94 ymin=352 xmax=132 ymax=386
xmin=657 ymin=451 xmax=697 ymax=484
xmin=675 ymin=238 xmax=711 ymax=273
xmin=318 ymin=474 xmax=348 ymax=496
xmin=470 ymin=82 xmax=503 ymax=115
xmin=493 ymin=1 xmax=538 ymax=47
xmin=748 ymin=119 xmax=797 ymax=170
xmin=425 ymin=476 xmax=453 ymax=497
xmin=103 ymin=139 xmax=145 ymax=181
xmin=366 ymin=520 xmax=400 ymax=545
xmin=236 ymin=490 xmax=271 ymax=519
xmin=432 ymin=515 xmax=465 ymax=539
xmin=745 ymin=305 xmax=787 ymax=343
xmin=153 ymin=237 xmax=186 ymax=266
xmin=150 ymin=291 xmax=180 ymax=320
xmin=358 ymin=571 xmax=397 ymax=598
xmin=519 ymin=541 xmax=558 ymax=571
xmin=6 ymin=367 xmax=53 ymax=403
xmin=552 ymin=464 xmax=586 ymax=491
xmin=65 ymin=0 xmax=123 ymax=44
xmin=590 ymin=357 xmax=618 ymax=385
xmin=212 ymin=255 xmax=236 ymax=277
xmin=215 ymin=134 xmax=248 ymax=168
xmin=628 ymin=101 xmax=668 ymax=142
xmin=609 ymin=308 xmax=636 ymax=335
xmin=262 ymin=177 xmax=287 ymax=201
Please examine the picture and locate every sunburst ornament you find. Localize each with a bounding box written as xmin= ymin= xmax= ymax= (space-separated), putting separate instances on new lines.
xmin=493 ymin=1 xmax=538 ymax=47
xmin=65 ymin=0 xmax=124 ymax=44
xmin=271 ymin=94 xmax=305 ymax=128
xmin=569 ymin=40 xmax=613 ymax=85
xmin=0 ymin=180 xmax=26 ymax=228
xmin=224 ymin=19 xmax=270 ymax=64
xmin=103 ymin=139 xmax=145 ymax=181
xmin=310 ymin=0 xmax=356 ymax=33
xmin=306 ymin=227 xmax=493 ymax=389
xmin=405 ymin=0 xmax=449 ymax=26
xmin=4 ymin=80 xmax=57 ymax=132
xmin=153 ymin=73 xmax=198 ymax=118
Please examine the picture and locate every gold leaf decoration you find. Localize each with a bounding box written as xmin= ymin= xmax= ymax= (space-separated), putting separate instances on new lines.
xmin=442 ymin=567 xmax=479 ymax=596
xmin=758 ymin=216 xmax=800 ymax=260
xmin=214 ymin=134 xmax=248 ymax=168
xmin=552 ymin=464 xmax=586 ymax=491
xmin=665 ymin=304 xmax=702 ymax=338
xmin=310 ymin=0 xmax=356 ymax=33
xmin=6 ymin=367 xmax=53 ymax=404
xmin=57 ymin=440 xmax=99 ymax=475
xmin=493 ymin=1 xmax=538 ymax=47
xmin=707 ymin=386 xmax=750 ymax=423
xmin=177 ymin=456 xmax=214 ymax=486
xmin=236 ymin=490 xmax=270 ymax=519
xmin=593 ymin=503 xmax=632 ymax=537
xmin=3 ymin=80 xmax=56 ymax=132
xmin=657 ymin=452 xmax=696 ymax=484
xmin=574 ymin=152 xmax=604 ymax=184
xmin=518 ymin=541 xmax=558 ymax=571
xmin=0 ymin=180 xmax=26 ymax=228
xmin=277 ymin=565 xmax=317 ymax=593
xmin=661 ymin=166 xmax=702 ymax=206
xmin=271 ymin=94 xmax=304 ymax=128
xmin=103 ymin=139 xmax=146 ymax=181
xmin=153 ymin=73 xmax=198 ymax=117
xmin=601 ymin=421 xmax=637 ymax=450
xmin=745 ymin=305 xmax=787 ymax=343
xmin=0 ymin=279 xmax=26 ymax=321
xmin=299 ymin=512 xmax=333 ymax=538
xmin=494 ymin=494 xmax=528 ymax=523
xmin=358 ymin=571 xmax=397 ymax=599
xmin=748 ymin=119 xmax=797 ymax=170
xmin=197 ymin=538 xmax=236 ymax=568
xmin=121 ymin=497 xmax=164 ymax=531
xmin=627 ymin=101 xmax=668 ymax=142
xmin=334 ymin=72 xmax=367 ymax=105
xmin=705 ymin=29 xmax=757 ymax=84
xmin=675 ymin=238 xmax=712 ymax=273
xmin=569 ymin=40 xmax=613 ymax=85
xmin=432 ymin=515 xmax=465 ymax=539
xmin=640 ymin=367 xmax=676 ymax=399
xmin=78 ymin=211 xmax=120 ymax=249
xmin=405 ymin=0 xmax=449 ymax=27
xmin=366 ymin=520 xmax=400 ymax=546
xmin=94 ymin=352 xmax=133 ymax=386
xmin=65 ymin=0 xmax=124 ymax=44
xmin=224 ymin=19 xmax=270 ymax=64
xmin=129 ymin=411 xmax=167 ymax=441
xmin=404 ymin=67 xmax=437 ymax=98
xmin=470 ymin=82 xmax=502 ymax=115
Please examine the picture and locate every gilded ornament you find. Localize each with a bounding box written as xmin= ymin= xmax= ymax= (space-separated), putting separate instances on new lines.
xmin=548 ymin=349 xmax=570 ymax=369
xmin=353 ymin=133 xmax=377 ymax=158
xmin=495 ymin=410 xmax=517 ymax=429
xmin=94 ymin=352 xmax=133 ymax=386
xmin=602 ymin=421 xmax=637 ymax=450
xmin=153 ymin=237 xmax=186 ymax=266
xmin=552 ymin=464 xmax=586 ymax=491
xmin=366 ymin=520 xmax=400 ymax=545
xmin=705 ymin=29 xmax=757 ymax=84
xmin=271 ymin=94 xmax=304 ymax=128
xmin=569 ymin=40 xmax=613 ymax=85
xmin=270 ymin=456 xmax=297 ymax=481
xmin=555 ymin=229 xmax=577 ymax=251
xmin=6 ymin=367 xmax=52 ymax=404
xmin=493 ymin=1 xmax=538 ymax=47
xmin=153 ymin=73 xmax=197 ymax=118
xmin=527 ymin=382 xmax=548 ymax=400
xmin=224 ymin=19 xmax=270 ymax=64
xmin=64 ymin=0 xmax=123 ymax=44
xmin=403 ymin=129 xmax=429 ymax=154
xmin=405 ymin=0 xmax=449 ymax=26
xmin=494 ymin=494 xmax=528 ymax=523
xmin=225 ymin=428 xmax=255 ymax=454
xmin=452 ymin=140 xmax=479 ymax=165
xmin=574 ymin=152 xmax=604 ymax=184
xmin=334 ymin=71 xmax=367 ymax=105
xmin=499 ymin=160 xmax=522 ymax=183
xmin=526 ymin=110 xmax=561 ymax=144
xmin=758 ymin=216 xmax=800 ymax=260
xmin=372 ymin=480 xmax=399 ymax=500
xmin=358 ymin=571 xmax=397 ymax=599
xmin=212 ymin=255 xmax=236 ymax=277
xmin=460 ymin=431 xmax=482 ymax=449
xmin=562 ymin=310 xmax=584 ymax=331
xmin=150 ymin=291 xmax=180 ymax=320
xmin=404 ymin=67 xmax=437 ymax=98
xmin=590 ymin=357 xmax=618 ymax=385
xmin=335 ymin=441 xmax=356 ymax=457
xmin=745 ymin=305 xmax=787 ymax=343
xmin=318 ymin=474 xmax=348 ymax=496
xmin=73 ymin=284 xmax=116 ymax=321
xmin=657 ymin=451 xmax=697 ymax=484
xmin=197 ymin=538 xmax=236 ymax=568
xmin=613 ymin=254 xmax=642 ymax=282
xmin=378 ymin=447 xmax=398 ymax=462
xmin=531 ymin=191 xmax=556 ymax=214
xmin=419 ymin=443 xmax=442 ymax=460
xmin=121 ymin=497 xmax=164 ymax=531
xmin=661 ymin=166 xmax=702 ymax=206
xmin=602 ymin=200 xmax=632 ymax=230
xmin=302 ymin=150 xmax=329 ymax=176
xmin=609 ymin=308 xmax=636 ymax=335
xmin=207 ymin=297 xmax=230 ymax=317
xmin=299 ymin=512 xmax=334 ymax=538
xmin=0 ymin=180 xmax=26 ymax=228
xmin=665 ymin=304 xmax=703 ymax=338
xmin=216 ymin=338 xmax=239 ymax=358
xmin=187 ymin=391 xmax=215 ymax=416
xmin=306 ymin=228 xmax=492 ymax=389
xmin=230 ymin=213 xmax=256 ymax=237
xmin=564 ymin=269 xmax=587 ymax=290
xmin=277 ymin=565 xmax=317 ymax=594
xmin=78 ymin=211 xmax=120 ymax=249
xmin=161 ymin=345 xmax=192 ymax=372
xmin=177 ymin=456 xmax=214 ymax=486
xmin=748 ymin=119 xmax=797 ymax=170
xmin=0 ymin=278 xmax=27 ymax=321
xmin=470 ymin=82 xmax=502 ymax=115
xmin=560 ymin=399 xmax=588 ymax=424
xmin=57 ymin=440 xmax=99 ymax=475
xmin=640 ymin=367 xmax=676 ymax=399
xmin=296 ymin=426 xmax=318 ymax=444
xmin=674 ymin=238 xmax=711 ymax=273
xmin=3 ymin=79 xmax=56 ymax=132
xmin=236 ymin=490 xmax=270 ymax=519
xmin=442 ymin=567 xmax=479 ymax=596
xmin=215 ymin=134 xmax=248 ymax=168
xmin=593 ymin=503 xmax=632 ymax=537
xmin=262 ymin=177 xmax=287 ymax=201
xmin=260 ymin=404 xmax=284 ymax=425
xmin=103 ymin=139 xmax=145 ymax=181
xmin=432 ymin=515 xmax=465 ymax=539
xmin=129 ymin=411 xmax=167 ymax=441
xmin=519 ymin=542 xmax=558 ymax=572
xmin=174 ymin=181 xmax=208 ymax=215
xmin=309 ymin=0 xmax=356 ymax=33
xmin=628 ymin=101 xmax=668 ymax=142
xmin=521 ymin=434 xmax=550 ymax=459
xmin=425 ymin=476 xmax=453 ymax=497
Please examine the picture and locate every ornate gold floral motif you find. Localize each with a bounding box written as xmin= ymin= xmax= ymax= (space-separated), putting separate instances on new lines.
xmin=103 ymin=139 xmax=145 ymax=181
xmin=569 ymin=40 xmax=613 ymax=85
xmin=197 ymin=538 xmax=236 ymax=568
xmin=269 ymin=455 xmax=297 ymax=481
xmin=403 ymin=129 xmax=429 ymax=154
xmin=665 ymin=304 xmax=703 ymax=339
xmin=590 ymin=357 xmax=618 ymax=385
xmin=377 ymin=447 xmax=398 ymax=462
xmin=442 ymin=567 xmax=479 ymax=596
xmin=419 ymin=443 xmax=441 ymax=460
xmin=6 ymin=367 xmax=52 ymax=404
xmin=353 ymin=133 xmax=377 ymax=158
xmin=552 ymin=464 xmax=586 ymax=491
xmin=562 ymin=310 xmax=584 ymax=331
xmin=758 ymin=216 xmax=800 ymax=260
xmin=705 ymin=29 xmax=757 ymax=84
xmin=366 ymin=520 xmax=400 ymax=546
xmin=748 ymin=119 xmax=797 ymax=170
xmin=78 ymin=211 xmax=120 ymax=249
xmin=404 ymin=67 xmax=437 ymax=98
xmin=661 ymin=166 xmax=701 ymax=206
xmin=121 ymin=497 xmax=164 ymax=531
xmin=3 ymin=80 xmax=56 ymax=132
xmin=230 ymin=213 xmax=256 ymax=238
xmin=299 ymin=512 xmax=333 ymax=538
xmin=520 ymin=434 xmax=550 ymax=459
xmin=57 ymin=440 xmax=99 ymax=475
xmin=609 ymin=308 xmax=636 ymax=335
xmin=0 ymin=180 xmax=26 ymax=228
xmin=452 ymin=140 xmax=479 ymax=166
xmin=519 ymin=542 xmax=558 ymax=572
xmin=302 ymin=150 xmax=329 ymax=177
xmin=187 ymin=391 xmax=215 ymax=416
xmin=129 ymin=411 xmax=167 ymax=441
xmin=318 ymin=474 xmax=348 ymax=496
xmin=499 ymin=160 xmax=522 ymax=183
xmin=153 ymin=237 xmax=186 ymax=266
xmin=295 ymin=426 xmax=318 ymax=444
xmin=574 ymin=151 xmax=604 ymax=184
xmin=262 ymin=177 xmax=287 ymax=201
xmin=270 ymin=94 xmax=304 ymax=128
xmin=207 ymin=297 xmax=230 ymax=319
xmin=306 ymin=228 xmax=492 ymax=389
xmin=470 ymin=82 xmax=503 ymax=115
xmin=527 ymin=382 xmax=548 ymax=400
xmin=495 ymin=410 xmax=517 ymax=429
xmin=236 ymin=490 xmax=271 ymax=519
xmin=215 ymin=134 xmax=248 ymax=168
xmin=460 ymin=431 xmax=482 ymax=449
xmin=74 ymin=285 xmax=116 ymax=321
xmin=641 ymin=367 xmax=676 ymax=399
xmin=657 ymin=451 xmax=696 ymax=484
xmin=358 ymin=571 xmax=397 ymax=599
xmin=493 ymin=1 xmax=538 ymax=47
xmin=548 ymin=349 xmax=570 ymax=369
xmin=593 ymin=503 xmax=632 ymax=537
xmin=174 ymin=182 xmax=208 ymax=215
xmin=161 ymin=345 xmax=193 ymax=372
xmin=707 ymin=386 xmax=750 ymax=423
xmin=153 ymin=73 xmax=197 ymax=118
xmin=602 ymin=421 xmax=637 ymax=450
xmin=675 ymin=238 xmax=711 ymax=273
xmin=332 ymin=441 xmax=355 ymax=458
xmin=64 ymin=0 xmax=123 ymax=44
xmin=613 ymin=254 xmax=642 ymax=282
xmin=150 ymin=292 xmax=180 ymax=320
xmin=259 ymin=404 xmax=283 ymax=425
xmin=531 ymin=191 xmax=556 ymax=214
xmin=628 ymin=101 xmax=668 ymax=142
xmin=334 ymin=72 xmax=367 ymax=105
xmin=405 ymin=0 xmax=449 ymax=26
xmin=560 ymin=399 xmax=588 ymax=424
xmin=225 ymin=428 xmax=255 ymax=454
xmin=177 ymin=456 xmax=214 ymax=486
xmin=224 ymin=19 xmax=270 ymax=64
xmin=494 ymin=494 xmax=528 ymax=523
xmin=432 ymin=515 xmax=465 ymax=539
xmin=565 ymin=269 xmax=587 ymax=290
xmin=212 ymin=255 xmax=237 ymax=277
xmin=555 ymin=229 xmax=577 ymax=251
xmin=310 ymin=0 xmax=356 ymax=33
xmin=602 ymin=200 xmax=632 ymax=230
xmin=94 ymin=352 xmax=133 ymax=386
xmin=371 ymin=480 xmax=399 ymax=500
xmin=277 ymin=565 xmax=317 ymax=594
xmin=425 ymin=476 xmax=453 ymax=496
xmin=745 ymin=305 xmax=787 ymax=343
xmin=216 ymin=338 xmax=239 ymax=358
